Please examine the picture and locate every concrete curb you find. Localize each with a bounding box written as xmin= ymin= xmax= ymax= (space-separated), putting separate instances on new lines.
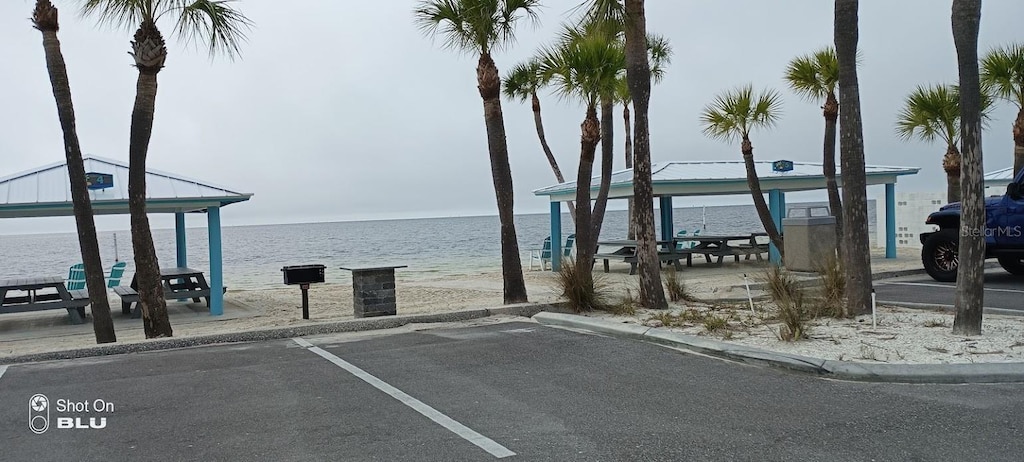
xmin=876 ymin=300 xmax=1024 ymax=318
xmin=736 ymin=262 xmax=1001 ymax=292
xmin=0 ymin=302 xmax=567 ymax=366
xmin=532 ymin=312 xmax=1024 ymax=384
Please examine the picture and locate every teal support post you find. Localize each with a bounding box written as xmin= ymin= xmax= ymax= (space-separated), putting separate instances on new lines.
xmin=659 ymin=196 xmax=674 ymax=242
xmin=768 ymin=189 xmax=783 ymax=264
xmin=779 ymin=192 xmax=786 ymax=230
xmin=207 ymin=205 xmax=223 ymax=315
xmin=886 ymin=183 xmax=897 ymax=258
xmin=550 ymin=201 xmax=562 ymax=272
xmin=175 ymin=212 xmax=187 ymax=268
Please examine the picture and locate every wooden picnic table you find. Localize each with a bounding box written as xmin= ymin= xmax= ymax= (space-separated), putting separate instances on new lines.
xmin=119 ymin=267 xmax=214 ymax=318
xmin=673 ymin=233 xmax=769 ymax=265
xmin=0 ymin=275 xmax=90 ymax=324
xmin=594 ymin=239 xmax=684 ymax=275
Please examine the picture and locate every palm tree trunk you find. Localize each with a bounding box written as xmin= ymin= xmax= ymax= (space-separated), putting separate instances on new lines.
xmin=624 ymin=0 xmax=667 ymax=310
xmin=835 ymin=0 xmax=873 ymax=316
xmin=575 ymin=105 xmax=601 ymax=287
xmin=952 ymin=0 xmax=984 ymax=336
xmin=742 ymin=136 xmax=784 ymax=254
xmin=33 ymin=0 xmax=116 ymax=344
xmin=1012 ymin=107 xmax=1024 ymax=177
xmin=823 ymin=91 xmax=844 ymax=257
xmin=943 ymin=144 xmax=962 ymax=203
xmin=624 ymin=102 xmax=636 ymax=240
xmin=129 ymin=20 xmax=172 ymax=338
xmin=479 ymin=52 xmax=528 ymax=304
xmin=532 ymin=92 xmax=576 ymax=224
xmin=591 ymin=99 xmax=615 ymax=244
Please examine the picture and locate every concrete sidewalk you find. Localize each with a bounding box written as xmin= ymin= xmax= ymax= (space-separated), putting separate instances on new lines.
xmin=533 ymin=312 xmax=1024 ymax=384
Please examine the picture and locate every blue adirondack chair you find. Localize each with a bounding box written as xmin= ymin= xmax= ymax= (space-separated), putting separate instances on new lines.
xmin=66 ymin=263 xmax=86 ymax=290
xmin=529 ymin=234 xmax=576 ymax=270
xmin=106 ymin=261 xmax=127 ymax=288
xmin=528 ymin=237 xmax=553 ymax=271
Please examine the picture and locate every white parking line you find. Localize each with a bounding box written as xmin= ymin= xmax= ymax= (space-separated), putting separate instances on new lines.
xmin=877 ymin=281 xmax=1024 ymax=294
xmin=292 ymin=338 xmax=515 ymax=459
xmin=0 ymin=365 xmax=7 ymax=381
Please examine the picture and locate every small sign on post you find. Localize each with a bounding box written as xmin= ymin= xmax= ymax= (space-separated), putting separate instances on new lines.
xmin=85 ymin=172 xmax=114 ymax=190
xmin=772 ymin=160 xmax=794 ymax=173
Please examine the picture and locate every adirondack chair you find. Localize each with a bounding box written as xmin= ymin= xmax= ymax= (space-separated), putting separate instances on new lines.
xmin=106 ymin=261 xmax=127 ymax=288
xmin=528 ymin=237 xmax=552 ymax=271
xmin=66 ymin=263 xmax=86 ymax=290
xmin=676 ymin=229 xmax=701 ymax=249
xmin=528 ymin=234 xmax=576 ymax=270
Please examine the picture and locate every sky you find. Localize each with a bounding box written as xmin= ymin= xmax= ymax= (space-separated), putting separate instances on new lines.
xmin=1 ymin=0 xmax=1022 ymax=235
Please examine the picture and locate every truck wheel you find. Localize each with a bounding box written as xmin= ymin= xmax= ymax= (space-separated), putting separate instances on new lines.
xmin=922 ymin=229 xmax=959 ymax=282
xmin=997 ymin=256 xmax=1024 ymax=275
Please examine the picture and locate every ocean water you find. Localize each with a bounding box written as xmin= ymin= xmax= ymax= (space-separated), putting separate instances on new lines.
xmin=0 ymin=202 xmax=874 ymax=290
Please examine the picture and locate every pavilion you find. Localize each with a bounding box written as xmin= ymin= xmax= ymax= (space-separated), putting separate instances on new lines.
xmin=983 ymin=166 xmax=1021 ymax=189
xmin=0 ymin=156 xmax=252 ymax=315
xmin=532 ymin=160 xmax=920 ymax=271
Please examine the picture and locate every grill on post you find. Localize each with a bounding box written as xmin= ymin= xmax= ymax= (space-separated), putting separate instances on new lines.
xmin=281 ymin=264 xmax=326 ymax=319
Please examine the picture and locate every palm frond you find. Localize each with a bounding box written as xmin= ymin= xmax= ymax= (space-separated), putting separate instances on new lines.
xmin=572 ymin=0 xmax=623 ymax=38
xmin=701 ymin=84 xmax=782 ymax=142
xmin=80 ymin=0 xmax=251 ymax=58
xmin=647 ymin=33 xmax=672 ymax=84
xmin=414 ymin=0 xmax=539 ymax=55
xmin=503 ymin=58 xmax=542 ymax=102
xmin=784 ymin=47 xmax=837 ymax=102
xmin=81 ymin=0 xmax=152 ymax=31
xmin=538 ymin=24 xmax=624 ymax=105
xmin=980 ymin=42 xmax=1024 ymax=108
xmin=175 ymin=0 xmax=252 ymax=59
xmin=895 ymin=84 xmax=960 ymax=146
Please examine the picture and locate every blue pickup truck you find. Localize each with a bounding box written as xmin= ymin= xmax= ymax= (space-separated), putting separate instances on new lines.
xmin=920 ymin=168 xmax=1024 ymax=282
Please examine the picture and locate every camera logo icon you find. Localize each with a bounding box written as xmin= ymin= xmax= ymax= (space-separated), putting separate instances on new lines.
xmin=29 ymin=394 xmax=49 ymax=434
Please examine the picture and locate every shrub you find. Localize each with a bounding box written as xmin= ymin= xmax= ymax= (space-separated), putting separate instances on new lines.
xmin=815 ymin=254 xmax=846 ymax=318
xmin=663 ymin=268 xmax=693 ymax=302
xmin=763 ymin=266 xmax=809 ymax=341
xmin=556 ymin=258 xmax=609 ymax=313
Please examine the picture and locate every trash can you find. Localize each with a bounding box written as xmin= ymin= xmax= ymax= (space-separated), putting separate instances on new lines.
xmin=781 ymin=206 xmax=836 ymax=272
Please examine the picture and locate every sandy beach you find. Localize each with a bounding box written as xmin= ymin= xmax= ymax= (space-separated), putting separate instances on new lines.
xmin=1 ymin=248 xmax=1020 ymax=365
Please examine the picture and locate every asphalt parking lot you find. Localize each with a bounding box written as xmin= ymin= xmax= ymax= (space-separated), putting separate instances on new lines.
xmin=874 ymin=268 xmax=1024 ymax=312
xmin=3 ymin=320 xmax=1024 ymax=461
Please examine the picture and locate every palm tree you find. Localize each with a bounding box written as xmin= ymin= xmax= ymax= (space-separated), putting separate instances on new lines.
xmin=835 ymin=0 xmax=872 ymax=316
xmin=952 ymin=0 xmax=984 ymax=336
xmin=980 ymin=43 xmax=1024 ymax=177
xmin=700 ymin=85 xmax=785 ymax=254
xmin=785 ymin=47 xmax=844 ymax=253
xmin=896 ymin=84 xmax=966 ymax=204
xmin=414 ymin=0 xmax=535 ymax=304
xmin=622 ymin=0 xmax=666 ymax=309
xmin=31 ymin=0 xmax=116 ymax=344
xmin=537 ymin=27 xmax=623 ymax=290
xmin=612 ymin=34 xmax=671 ymax=240
xmin=81 ymin=0 xmax=252 ymax=338
xmin=502 ymin=59 xmax=577 ymax=225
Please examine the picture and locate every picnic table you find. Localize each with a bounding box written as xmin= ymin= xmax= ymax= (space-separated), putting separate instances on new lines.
xmin=674 ymin=233 xmax=769 ymax=266
xmin=594 ymin=239 xmax=684 ymax=275
xmin=117 ymin=267 xmax=215 ymax=318
xmin=0 ymin=276 xmax=90 ymax=324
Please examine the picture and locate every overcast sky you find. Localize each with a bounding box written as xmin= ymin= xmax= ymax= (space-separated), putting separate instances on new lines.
xmin=2 ymin=0 xmax=1022 ymax=234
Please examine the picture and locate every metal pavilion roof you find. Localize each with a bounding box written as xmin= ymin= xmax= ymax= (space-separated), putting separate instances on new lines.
xmin=983 ymin=166 xmax=1019 ymax=187
xmin=532 ymin=160 xmax=920 ymax=202
xmin=0 ymin=156 xmax=252 ymax=218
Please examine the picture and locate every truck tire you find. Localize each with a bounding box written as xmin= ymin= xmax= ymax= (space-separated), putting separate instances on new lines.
xmin=997 ymin=255 xmax=1024 ymax=275
xmin=922 ymin=229 xmax=959 ymax=282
